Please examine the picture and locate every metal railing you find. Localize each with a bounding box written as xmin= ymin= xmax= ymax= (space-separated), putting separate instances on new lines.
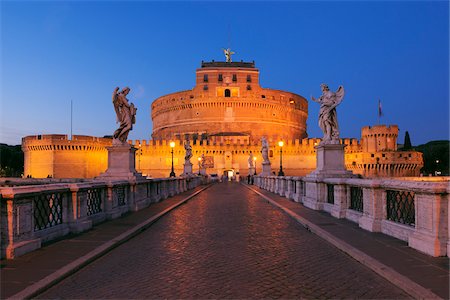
xmin=349 ymin=186 xmax=363 ymax=212
xmin=34 ymin=192 xmax=64 ymax=231
xmin=327 ymin=184 xmax=334 ymax=204
xmin=386 ymin=190 xmax=415 ymax=226
xmin=87 ymin=188 xmax=103 ymax=216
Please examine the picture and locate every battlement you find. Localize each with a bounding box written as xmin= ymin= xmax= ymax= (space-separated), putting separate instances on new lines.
xmin=22 ymin=134 xmax=112 ymax=143
xmin=201 ymin=61 xmax=256 ymax=69
xmin=362 ymin=124 xmax=399 ymax=136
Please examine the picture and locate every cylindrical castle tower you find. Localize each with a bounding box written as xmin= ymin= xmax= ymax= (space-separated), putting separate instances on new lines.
xmin=151 ymin=61 xmax=308 ymax=142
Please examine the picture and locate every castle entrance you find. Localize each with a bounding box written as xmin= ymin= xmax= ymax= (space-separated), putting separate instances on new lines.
xmin=223 ymin=169 xmax=235 ymax=181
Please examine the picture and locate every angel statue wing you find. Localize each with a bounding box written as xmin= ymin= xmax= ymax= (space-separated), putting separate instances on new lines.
xmin=334 ymin=86 xmax=345 ymax=106
xmin=112 ymin=88 xmax=121 ymax=124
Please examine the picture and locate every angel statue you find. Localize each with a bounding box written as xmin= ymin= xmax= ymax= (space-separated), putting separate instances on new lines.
xmin=112 ymin=87 xmax=137 ymax=145
xmin=311 ymin=84 xmax=345 ymax=144
xmin=223 ymin=48 xmax=235 ymax=63
xmin=248 ymin=151 xmax=254 ymax=168
xmin=184 ymin=139 xmax=193 ymax=163
xmin=200 ymin=154 xmax=206 ymax=169
xmin=261 ymin=137 xmax=270 ymax=163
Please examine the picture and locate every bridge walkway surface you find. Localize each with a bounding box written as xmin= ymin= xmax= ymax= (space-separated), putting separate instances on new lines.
xmin=1 ymin=182 xmax=448 ymax=299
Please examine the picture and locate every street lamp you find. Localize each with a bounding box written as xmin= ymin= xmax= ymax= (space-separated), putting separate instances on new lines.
xmin=253 ymin=156 xmax=257 ymax=175
xmin=278 ymin=141 xmax=284 ymax=176
xmin=169 ymin=141 xmax=176 ymax=177
xmin=435 ymin=159 xmax=441 ymax=176
xmin=198 ymin=157 xmax=202 ymax=175
xmin=138 ymin=143 xmax=142 ymax=171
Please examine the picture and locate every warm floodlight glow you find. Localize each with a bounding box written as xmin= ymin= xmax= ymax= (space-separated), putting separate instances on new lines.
xmin=198 ymin=157 xmax=201 ymax=161
xmin=253 ymin=157 xmax=257 ymax=161
xmin=278 ymin=141 xmax=284 ymax=147
xmin=170 ymin=141 xmax=176 ymax=148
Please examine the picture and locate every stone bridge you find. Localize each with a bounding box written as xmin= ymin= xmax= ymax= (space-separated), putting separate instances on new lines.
xmin=0 ymin=176 xmax=448 ymax=299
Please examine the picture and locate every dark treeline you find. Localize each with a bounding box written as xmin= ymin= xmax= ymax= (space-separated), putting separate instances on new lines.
xmin=0 ymin=144 xmax=24 ymax=177
xmin=414 ymin=140 xmax=449 ymax=176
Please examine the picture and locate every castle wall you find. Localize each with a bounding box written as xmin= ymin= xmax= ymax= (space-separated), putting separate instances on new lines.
xmin=22 ymin=134 xmax=423 ymax=179
xmin=22 ymin=135 xmax=110 ymax=178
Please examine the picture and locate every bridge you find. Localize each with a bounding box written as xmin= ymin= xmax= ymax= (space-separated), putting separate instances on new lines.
xmin=1 ymin=176 xmax=449 ymax=299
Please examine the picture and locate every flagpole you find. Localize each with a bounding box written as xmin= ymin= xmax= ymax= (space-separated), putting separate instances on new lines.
xmin=70 ymin=99 xmax=73 ymax=140
xmin=378 ymin=99 xmax=381 ymax=125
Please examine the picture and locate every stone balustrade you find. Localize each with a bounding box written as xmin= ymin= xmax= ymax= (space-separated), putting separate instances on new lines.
xmin=0 ymin=176 xmax=202 ymax=259
xmin=254 ymin=175 xmax=449 ymax=257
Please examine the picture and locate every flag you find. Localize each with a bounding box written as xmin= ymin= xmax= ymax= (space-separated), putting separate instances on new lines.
xmin=378 ymin=99 xmax=383 ymax=118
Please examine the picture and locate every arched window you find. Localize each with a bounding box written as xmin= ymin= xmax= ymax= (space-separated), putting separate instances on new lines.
xmin=225 ymin=89 xmax=231 ymax=97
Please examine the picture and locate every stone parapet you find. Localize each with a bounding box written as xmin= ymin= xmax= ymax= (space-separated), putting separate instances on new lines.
xmin=0 ymin=176 xmax=203 ymax=259
xmin=255 ymin=175 xmax=449 ymax=257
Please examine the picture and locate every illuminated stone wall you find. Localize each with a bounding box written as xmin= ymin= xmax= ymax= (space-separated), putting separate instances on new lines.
xmin=22 ymin=133 xmax=423 ymax=179
xmin=22 ymin=135 xmax=110 ymax=178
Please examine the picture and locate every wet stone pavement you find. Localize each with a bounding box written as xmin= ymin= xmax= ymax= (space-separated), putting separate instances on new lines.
xmin=39 ymin=182 xmax=410 ymax=299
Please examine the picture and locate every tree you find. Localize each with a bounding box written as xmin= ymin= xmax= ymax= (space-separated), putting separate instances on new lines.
xmin=0 ymin=144 xmax=24 ymax=177
xmin=403 ymin=131 xmax=412 ymax=150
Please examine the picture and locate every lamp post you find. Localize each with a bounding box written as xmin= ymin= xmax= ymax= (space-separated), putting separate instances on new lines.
xmin=198 ymin=157 xmax=201 ymax=175
xmin=253 ymin=156 xmax=257 ymax=175
xmin=278 ymin=141 xmax=284 ymax=176
xmin=435 ymin=159 xmax=440 ymax=176
xmin=138 ymin=143 xmax=142 ymax=171
xmin=169 ymin=141 xmax=176 ymax=177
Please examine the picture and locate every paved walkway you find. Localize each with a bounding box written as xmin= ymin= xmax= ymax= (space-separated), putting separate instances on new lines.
xmin=1 ymin=185 xmax=209 ymax=299
xmin=36 ymin=182 xmax=410 ymax=299
xmin=247 ymin=184 xmax=449 ymax=299
xmin=2 ymin=181 xmax=448 ymax=299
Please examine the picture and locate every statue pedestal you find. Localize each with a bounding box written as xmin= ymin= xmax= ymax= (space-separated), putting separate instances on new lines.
xmin=183 ymin=162 xmax=193 ymax=175
xmin=261 ymin=162 xmax=272 ymax=176
xmin=308 ymin=143 xmax=354 ymax=179
xmin=248 ymin=167 xmax=255 ymax=176
xmin=96 ymin=145 xmax=145 ymax=180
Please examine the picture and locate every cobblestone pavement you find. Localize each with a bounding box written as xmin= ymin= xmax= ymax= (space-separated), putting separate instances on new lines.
xmin=39 ymin=182 xmax=410 ymax=299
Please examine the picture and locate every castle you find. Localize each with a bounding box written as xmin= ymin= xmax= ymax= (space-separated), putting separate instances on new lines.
xmin=22 ymin=59 xmax=423 ymax=179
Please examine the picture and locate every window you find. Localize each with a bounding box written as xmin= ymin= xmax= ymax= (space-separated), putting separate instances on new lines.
xmin=203 ymin=85 xmax=208 ymax=91
xmin=261 ymin=95 xmax=266 ymax=99
xmin=232 ymin=74 xmax=237 ymax=82
xmin=225 ymin=89 xmax=231 ymax=97
xmin=246 ymin=75 xmax=251 ymax=82
xmin=246 ymin=85 xmax=251 ymax=91
xmin=203 ymin=74 xmax=208 ymax=82
xmin=371 ymin=154 xmax=375 ymax=157
xmin=218 ymin=74 xmax=223 ymax=82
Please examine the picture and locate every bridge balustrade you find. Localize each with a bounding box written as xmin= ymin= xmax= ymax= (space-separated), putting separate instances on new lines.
xmin=254 ymin=175 xmax=449 ymax=257
xmin=0 ymin=176 xmax=202 ymax=259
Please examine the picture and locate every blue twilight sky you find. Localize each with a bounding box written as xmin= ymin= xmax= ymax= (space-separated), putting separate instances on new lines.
xmin=1 ymin=1 xmax=449 ymax=146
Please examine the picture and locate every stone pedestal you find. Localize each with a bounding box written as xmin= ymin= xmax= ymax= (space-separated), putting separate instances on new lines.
xmin=96 ymin=145 xmax=145 ymax=180
xmin=248 ymin=167 xmax=255 ymax=176
xmin=261 ymin=162 xmax=272 ymax=176
xmin=308 ymin=143 xmax=354 ymax=178
xmin=183 ymin=162 xmax=193 ymax=175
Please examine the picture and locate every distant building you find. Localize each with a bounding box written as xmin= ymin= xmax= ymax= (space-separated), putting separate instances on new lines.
xmin=22 ymin=60 xmax=423 ymax=178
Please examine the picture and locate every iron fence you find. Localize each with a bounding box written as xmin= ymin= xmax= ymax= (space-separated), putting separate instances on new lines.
xmin=327 ymin=184 xmax=335 ymax=204
xmin=34 ymin=192 xmax=64 ymax=231
xmin=386 ymin=190 xmax=415 ymax=226
xmin=114 ymin=186 xmax=126 ymax=206
xmin=87 ymin=188 xmax=102 ymax=216
xmin=350 ymin=186 xmax=363 ymax=212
